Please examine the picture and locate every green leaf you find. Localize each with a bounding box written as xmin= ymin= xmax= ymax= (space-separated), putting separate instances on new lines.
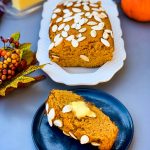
xmin=22 ymin=50 xmax=35 ymax=65
xmin=19 ymin=43 xmax=31 ymax=50
xmin=10 ymin=32 xmax=20 ymax=41
xmin=19 ymin=43 xmax=32 ymax=60
xmin=0 ymin=65 xmax=45 ymax=96
xmin=18 ymin=43 xmax=34 ymax=65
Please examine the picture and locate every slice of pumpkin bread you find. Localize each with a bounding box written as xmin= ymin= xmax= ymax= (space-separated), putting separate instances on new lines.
xmin=46 ymin=90 xmax=119 ymax=150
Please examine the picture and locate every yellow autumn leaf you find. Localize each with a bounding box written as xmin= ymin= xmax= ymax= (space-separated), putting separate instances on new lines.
xmin=0 ymin=65 xmax=45 ymax=96
xmin=0 ymin=76 xmax=35 ymax=96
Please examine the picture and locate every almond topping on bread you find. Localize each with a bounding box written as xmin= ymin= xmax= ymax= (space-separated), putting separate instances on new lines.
xmin=91 ymin=142 xmax=101 ymax=146
xmin=52 ymin=25 xmax=58 ymax=32
xmin=46 ymin=103 xmax=49 ymax=113
xmin=80 ymin=135 xmax=89 ymax=144
xmin=101 ymin=38 xmax=110 ymax=47
xmin=80 ymin=55 xmax=89 ymax=62
xmin=54 ymin=119 xmax=63 ymax=127
xmin=63 ymin=131 xmax=70 ymax=136
xmin=47 ymin=108 xmax=55 ymax=122
xmin=69 ymin=132 xmax=77 ymax=139
xmin=62 ymin=105 xmax=72 ymax=113
xmin=90 ymin=30 xmax=97 ymax=37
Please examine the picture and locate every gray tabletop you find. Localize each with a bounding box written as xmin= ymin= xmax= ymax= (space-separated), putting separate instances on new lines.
xmin=0 ymin=3 xmax=150 ymax=150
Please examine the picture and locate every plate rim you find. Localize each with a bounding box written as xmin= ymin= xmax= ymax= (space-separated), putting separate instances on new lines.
xmin=32 ymin=88 xmax=134 ymax=150
xmin=36 ymin=0 xmax=126 ymax=86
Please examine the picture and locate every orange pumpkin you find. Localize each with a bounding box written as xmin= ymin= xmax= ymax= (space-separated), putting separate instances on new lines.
xmin=121 ymin=0 xmax=150 ymax=22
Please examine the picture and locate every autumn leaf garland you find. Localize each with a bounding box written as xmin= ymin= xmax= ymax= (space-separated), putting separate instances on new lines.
xmin=0 ymin=32 xmax=45 ymax=96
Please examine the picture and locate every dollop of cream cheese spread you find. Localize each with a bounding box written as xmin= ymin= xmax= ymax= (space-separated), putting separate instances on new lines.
xmin=70 ymin=101 xmax=96 ymax=119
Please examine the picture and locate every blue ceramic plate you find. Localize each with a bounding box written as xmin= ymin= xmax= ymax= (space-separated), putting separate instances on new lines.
xmin=32 ymin=88 xmax=134 ymax=150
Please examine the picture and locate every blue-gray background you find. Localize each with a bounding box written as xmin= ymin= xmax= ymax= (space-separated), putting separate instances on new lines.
xmin=0 ymin=3 xmax=150 ymax=150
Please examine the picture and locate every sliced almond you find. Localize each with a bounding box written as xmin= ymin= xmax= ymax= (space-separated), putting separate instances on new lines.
xmin=90 ymin=3 xmax=98 ymax=7
xmin=91 ymin=22 xmax=104 ymax=30
xmin=80 ymin=55 xmax=89 ymax=62
xmin=72 ymin=8 xmax=81 ymax=13
xmin=52 ymin=13 xmax=57 ymax=19
xmin=101 ymin=38 xmax=110 ymax=47
xmin=66 ymin=2 xmax=73 ymax=7
xmin=94 ymin=15 xmax=102 ymax=22
xmin=77 ymin=36 xmax=86 ymax=42
xmin=54 ymin=34 xmax=60 ymax=42
xmin=87 ymin=21 xmax=97 ymax=26
xmin=75 ymin=24 xmax=81 ymax=30
xmin=74 ymin=3 xmax=81 ymax=7
xmin=49 ymin=43 xmax=55 ymax=50
xmin=80 ymin=135 xmax=89 ymax=144
xmin=82 ymin=2 xmax=88 ymax=5
xmin=58 ymin=23 xmax=65 ymax=31
xmin=105 ymin=29 xmax=113 ymax=37
xmin=87 ymin=14 xmax=93 ymax=19
xmin=79 ymin=28 xmax=87 ymax=33
xmin=91 ymin=25 xmax=101 ymax=31
xmin=56 ymin=17 xmax=63 ymax=23
xmin=51 ymin=55 xmax=59 ymax=59
xmin=92 ymin=11 xmax=98 ymax=16
xmin=105 ymin=29 xmax=112 ymax=33
xmin=85 ymin=12 xmax=91 ymax=17
xmin=48 ymin=120 xmax=53 ymax=127
xmin=63 ymin=131 xmax=70 ymax=136
xmin=55 ymin=37 xmax=63 ymax=46
xmin=91 ymin=142 xmax=100 ymax=146
xmin=54 ymin=119 xmax=63 ymax=127
xmin=62 ymin=105 xmax=72 ymax=113
xmin=63 ymin=17 xmax=73 ymax=22
xmin=47 ymin=108 xmax=55 ymax=121
xmin=92 ymin=8 xmax=101 ymax=12
xmin=64 ymin=25 xmax=70 ymax=31
xmin=69 ymin=132 xmax=77 ymax=139
xmin=54 ymin=8 xmax=61 ymax=13
xmin=78 ymin=18 xmax=85 ymax=26
xmin=52 ymin=25 xmax=58 ymax=32
xmin=74 ymin=16 xmax=81 ymax=23
xmin=98 ymin=22 xmax=105 ymax=28
xmin=71 ymin=39 xmax=79 ymax=47
xmin=83 ymin=5 xmax=90 ymax=11
xmin=90 ymin=30 xmax=97 ymax=37
xmin=71 ymin=23 xmax=77 ymax=29
xmin=75 ymin=12 xmax=84 ymax=16
xmin=63 ymin=9 xmax=70 ymax=14
xmin=76 ymin=33 xmax=82 ymax=38
xmin=61 ymin=31 xmax=68 ymax=38
xmin=66 ymin=35 xmax=74 ymax=41
xmin=45 ymin=103 xmax=49 ymax=113
xmin=99 ymin=12 xmax=107 ymax=19
xmin=103 ymin=32 xmax=109 ymax=39
xmin=84 ymin=18 xmax=88 ymax=23
xmin=63 ymin=12 xmax=73 ymax=18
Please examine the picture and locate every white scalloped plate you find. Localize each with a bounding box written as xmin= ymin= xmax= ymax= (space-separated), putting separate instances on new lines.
xmin=37 ymin=0 xmax=126 ymax=86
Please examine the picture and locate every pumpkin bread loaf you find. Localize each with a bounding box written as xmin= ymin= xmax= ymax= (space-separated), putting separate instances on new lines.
xmin=49 ymin=0 xmax=114 ymax=67
xmin=46 ymin=90 xmax=119 ymax=150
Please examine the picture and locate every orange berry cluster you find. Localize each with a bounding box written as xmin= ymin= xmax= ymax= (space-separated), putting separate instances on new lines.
xmin=0 ymin=36 xmax=27 ymax=85
xmin=0 ymin=49 xmax=20 ymax=83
